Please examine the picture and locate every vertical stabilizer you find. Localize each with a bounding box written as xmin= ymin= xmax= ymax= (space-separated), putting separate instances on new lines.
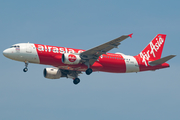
xmin=137 ymin=34 xmax=166 ymax=61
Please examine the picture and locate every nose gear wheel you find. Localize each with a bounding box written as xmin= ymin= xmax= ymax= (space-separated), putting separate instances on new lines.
xmin=23 ymin=68 xmax=28 ymax=72
xmin=23 ymin=61 xmax=29 ymax=72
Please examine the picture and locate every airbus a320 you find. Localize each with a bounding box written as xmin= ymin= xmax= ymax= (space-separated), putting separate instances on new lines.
xmin=3 ymin=34 xmax=175 ymax=85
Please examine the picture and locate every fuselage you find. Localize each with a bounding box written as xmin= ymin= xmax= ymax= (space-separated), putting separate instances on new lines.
xmin=3 ymin=43 xmax=169 ymax=73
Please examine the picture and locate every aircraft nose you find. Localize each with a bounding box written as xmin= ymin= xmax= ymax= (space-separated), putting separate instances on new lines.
xmin=3 ymin=49 xmax=11 ymax=58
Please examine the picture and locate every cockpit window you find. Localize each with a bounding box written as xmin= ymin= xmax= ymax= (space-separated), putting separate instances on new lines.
xmin=10 ymin=45 xmax=20 ymax=48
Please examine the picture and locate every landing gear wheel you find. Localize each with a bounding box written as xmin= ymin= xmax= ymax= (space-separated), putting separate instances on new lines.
xmin=86 ymin=68 xmax=93 ymax=75
xmin=23 ymin=68 xmax=28 ymax=72
xmin=23 ymin=61 xmax=29 ymax=72
xmin=73 ymin=78 xmax=80 ymax=85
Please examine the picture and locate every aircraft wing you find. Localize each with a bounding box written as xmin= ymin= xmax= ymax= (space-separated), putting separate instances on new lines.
xmin=80 ymin=34 xmax=133 ymax=65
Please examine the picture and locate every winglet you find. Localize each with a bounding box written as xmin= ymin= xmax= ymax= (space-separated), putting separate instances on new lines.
xmin=128 ymin=33 xmax=133 ymax=38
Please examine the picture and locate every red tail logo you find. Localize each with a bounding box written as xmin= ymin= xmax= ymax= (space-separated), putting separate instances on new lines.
xmin=138 ymin=34 xmax=166 ymax=66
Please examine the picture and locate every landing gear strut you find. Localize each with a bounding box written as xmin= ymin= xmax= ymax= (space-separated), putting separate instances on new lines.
xmin=73 ymin=78 xmax=80 ymax=85
xmin=23 ymin=61 xmax=28 ymax=72
xmin=85 ymin=61 xmax=93 ymax=75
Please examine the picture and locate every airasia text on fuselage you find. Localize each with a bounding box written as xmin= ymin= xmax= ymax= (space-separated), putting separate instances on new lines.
xmin=37 ymin=45 xmax=85 ymax=54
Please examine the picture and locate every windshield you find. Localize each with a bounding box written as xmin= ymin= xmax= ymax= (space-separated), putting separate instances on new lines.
xmin=10 ymin=45 xmax=20 ymax=48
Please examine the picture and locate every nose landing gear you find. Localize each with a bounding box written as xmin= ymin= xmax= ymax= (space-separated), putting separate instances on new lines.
xmin=23 ymin=61 xmax=28 ymax=72
xmin=23 ymin=68 xmax=28 ymax=72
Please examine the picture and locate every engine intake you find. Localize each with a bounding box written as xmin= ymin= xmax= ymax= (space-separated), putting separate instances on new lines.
xmin=43 ymin=68 xmax=61 ymax=79
xmin=62 ymin=53 xmax=81 ymax=65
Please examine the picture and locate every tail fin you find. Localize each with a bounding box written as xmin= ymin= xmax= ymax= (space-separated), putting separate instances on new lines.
xmin=137 ymin=34 xmax=166 ymax=61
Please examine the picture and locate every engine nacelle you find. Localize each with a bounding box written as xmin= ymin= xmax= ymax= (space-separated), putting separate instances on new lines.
xmin=62 ymin=53 xmax=81 ymax=65
xmin=43 ymin=68 xmax=62 ymax=79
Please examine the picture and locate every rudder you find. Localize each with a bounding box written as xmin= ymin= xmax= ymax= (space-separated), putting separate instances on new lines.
xmin=137 ymin=34 xmax=166 ymax=61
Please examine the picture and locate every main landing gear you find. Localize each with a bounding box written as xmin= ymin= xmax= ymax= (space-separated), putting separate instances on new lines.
xmin=73 ymin=68 xmax=92 ymax=85
xmin=23 ymin=61 xmax=28 ymax=72
xmin=73 ymin=78 xmax=80 ymax=85
xmin=84 ymin=61 xmax=93 ymax=75
xmin=86 ymin=68 xmax=93 ymax=75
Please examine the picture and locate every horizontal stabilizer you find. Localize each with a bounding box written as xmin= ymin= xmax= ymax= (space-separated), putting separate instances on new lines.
xmin=149 ymin=55 xmax=176 ymax=66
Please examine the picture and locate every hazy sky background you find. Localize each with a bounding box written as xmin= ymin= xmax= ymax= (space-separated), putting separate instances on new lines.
xmin=0 ymin=0 xmax=180 ymax=120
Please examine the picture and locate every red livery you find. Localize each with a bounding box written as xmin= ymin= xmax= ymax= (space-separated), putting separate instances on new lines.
xmin=3 ymin=34 xmax=175 ymax=85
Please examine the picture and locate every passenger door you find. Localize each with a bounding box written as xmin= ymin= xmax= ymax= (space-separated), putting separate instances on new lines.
xmin=26 ymin=43 xmax=32 ymax=53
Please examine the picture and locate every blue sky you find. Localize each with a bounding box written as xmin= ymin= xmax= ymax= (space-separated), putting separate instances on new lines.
xmin=0 ymin=0 xmax=180 ymax=120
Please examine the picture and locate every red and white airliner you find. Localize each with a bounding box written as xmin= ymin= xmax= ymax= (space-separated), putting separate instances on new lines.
xmin=3 ymin=34 xmax=175 ymax=85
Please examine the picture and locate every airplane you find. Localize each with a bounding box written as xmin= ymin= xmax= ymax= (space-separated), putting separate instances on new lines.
xmin=3 ymin=34 xmax=176 ymax=85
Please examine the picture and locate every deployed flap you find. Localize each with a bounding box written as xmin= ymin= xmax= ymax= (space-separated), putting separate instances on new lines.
xmin=80 ymin=34 xmax=132 ymax=65
xmin=149 ymin=55 xmax=176 ymax=66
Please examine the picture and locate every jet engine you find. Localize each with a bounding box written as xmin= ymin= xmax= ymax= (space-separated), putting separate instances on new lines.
xmin=43 ymin=68 xmax=62 ymax=79
xmin=62 ymin=53 xmax=81 ymax=65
